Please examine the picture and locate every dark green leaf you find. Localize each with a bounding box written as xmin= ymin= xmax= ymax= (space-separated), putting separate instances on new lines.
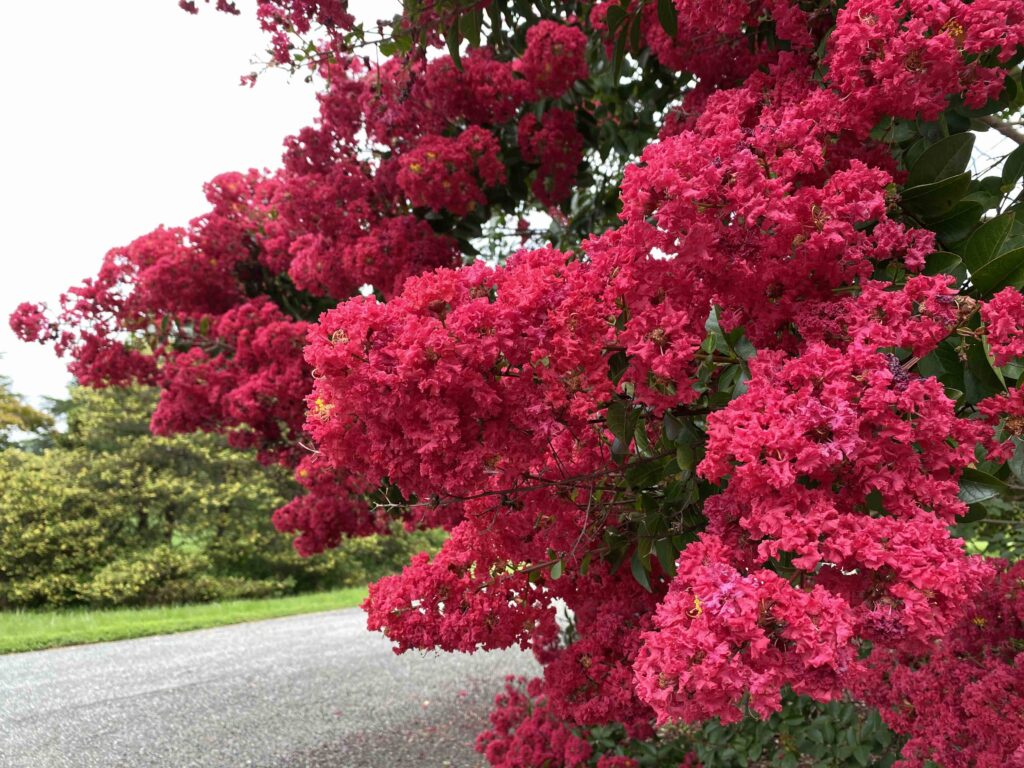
xmin=605 ymin=4 xmax=627 ymax=31
xmin=657 ymin=0 xmax=678 ymax=37
xmin=676 ymin=444 xmax=695 ymax=472
xmin=1009 ymin=437 xmax=1024 ymax=483
xmin=610 ymin=436 xmax=629 ymax=464
xmin=612 ymin=28 xmax=627 ymax=81
xmin=963 ymin=212 xmax=1014 ymax=273
xmin=630 ymin=550 xmax=652 ymax=592
xmin=1003 ymin=145 xmax=1024 ymax=187
xmin=446 ymin=19 xmax=462 ymax=69
xmin=663 ymin=412 xmax=684 ymax=442
xmin=965 ymin=337 xmax=1007 ymax=401
xmin=931 ymin=201 xmax=984 ymax=245
xmin=654 ymin=538 xmax=677 ymax=576
xmin=579 ymin=554 xmax=591 ymax=577
xmin=923 ymin=250 xmax=962 ymax=276
xmin=906 ymin=133 xmax=975 ymax=188
xmin=606 ymin=398 xmax=639 ymax=444
xmin=629 ymin=11 xmax=642 ymax=51
xmin=970 ymin=246 xmax=1024 ymax=296
xmin=961 ymin=213 xmax=1024 ymax=295
xmin=901 ymin=172 xmax=972 ymax=220
xmin=459 ymin=8 xmax=482 ymax=49
xmin=958 ymin=468 xmax=1008 ymax=505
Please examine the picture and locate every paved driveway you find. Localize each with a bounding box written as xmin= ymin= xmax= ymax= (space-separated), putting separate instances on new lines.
xmin=0 ymin=608 xmax=538 ymax=767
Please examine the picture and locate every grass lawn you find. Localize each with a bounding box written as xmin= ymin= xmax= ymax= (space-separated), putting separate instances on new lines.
xmin=0 ymin=586 xmax=368 ymax=655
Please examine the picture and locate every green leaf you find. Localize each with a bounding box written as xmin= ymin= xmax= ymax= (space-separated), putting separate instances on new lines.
xmin=931 ymin=201 xmax=984 ymax=245
xmin=459 ymin=7 xmax=482 ymax=49
xmin=923 ymin=250 xmax=962 ymax=276
xmin=965 ymin=336 xmax=1007 ymax=401
xmin=610 ymin=436 xmax=629 ymax=464
xmin=630 ymin=550 xmax=652 ymax=592
xmin=579 ymin=552 xmax=592 ymax=576
xmin=606 ymin=399 xmax=639 ymax=444
xmin=605 ymin=4 xmax=627 ymax=32
xmin=1003 ymin=145 xmax=1024 ymax=188
xmin=629 ymin=10 xmax=642 ymax=50
xmin=625 ymin=455 xmax=671 ymax=488
xmin=654 ymin=538 xmax=677 ymax=576
xmin=901 ymin=171 xmax=972 ymax=220
xmin=634 ymin=420 xmax=654 ymax=457
xmin=970 ymin=246 xmax=1024 ymax=296
xmin=676 ymin=444 xmax=695 ymax=472
xmin=549 ymin=559 xmax=563 ymax=580
xmin=446 ymin=19 xmax=462 ymax=69
xmin=612 ymin=27 xmax=627 ymax=81
xmin=961 ymin=213 xmax=1024 ymax=295
xmin=963 ymin=212 xmax=1014 ymax=274
xmin=657 ymin=0 xmax=678 ymax=37
xmin=958 ymin=468 xmax=1008 ymax=505
xmin=906 ymin=133 xmax=975 ymax=188
xmin=1005 ymin=437 xmax=1024 ymax=485
xmin=664 ymin=412 xmax=684 ymax=442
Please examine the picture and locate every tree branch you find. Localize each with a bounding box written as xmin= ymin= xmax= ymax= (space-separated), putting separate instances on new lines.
xmin=980 ymin=115 xmax=1024 ymax=146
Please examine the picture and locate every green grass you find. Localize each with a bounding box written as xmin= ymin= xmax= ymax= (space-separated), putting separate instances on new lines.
xmin=0 ymin=586 xmax=368 ymax=654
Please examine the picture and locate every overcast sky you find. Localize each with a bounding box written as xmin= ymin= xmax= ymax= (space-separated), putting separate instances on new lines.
xmin=1 ymin=4 xmax=1014 ymax=406
xmin=0 ymin=0 xmax=389 ymax=405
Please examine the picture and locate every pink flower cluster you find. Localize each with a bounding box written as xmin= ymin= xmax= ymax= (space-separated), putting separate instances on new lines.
xmin=513 ymin=21 xmax=589 ymax=99
xmin=8 ymin=302 xmax=51 ymax=344
xmin=149 ymin=298 xmax=310 ymax=459
xmin=982 ymin=287 xmax=1024 ymax=366
xmin=617 ymin=56 xmax=933 ymax=344
xmin=796 ymin=276 xmax=963 ymax=358
xmin=862 ymin=560 xmax=1024 ymax=768
xmin=271 ymin=455 xmax=378 ymax=555
xmin=635 ymin=535 xmax=858 ymax=723
xmin=827 ymin=0 xmax=1024 ymax=131
xmin=397 ymin=127 xmax=507 ymax=216
xmin=477 ymin=678 xmax=593 ymax=768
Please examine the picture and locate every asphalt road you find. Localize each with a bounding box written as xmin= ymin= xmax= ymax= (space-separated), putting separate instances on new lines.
xmin=0 ymin=607 xmax=539 ymax=768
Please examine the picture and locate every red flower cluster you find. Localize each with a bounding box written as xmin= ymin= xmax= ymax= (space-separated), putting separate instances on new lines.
xmin=827 ymin=0 xmax=1024 ymax=132
xmin=618 ymin=57 xmax=933 ymax=344
xmin=514 ymin=21 xmax=589 ymax=99
xmin=150 ymin=298 xmax=310 ymax=458
xmin=861 ymin=560 xmax=1024 ymax=768
xmin=635 ymin=534 xmax=859 ymax=723
xmin=271 ymin=455 xmax=378 ymax=555
xmin=983 ymin=287 xmax=1024 ymax=366
xmin=477 ymin=678 xmax=593 ymax=768
xmin=397 ymin=127 xmax=507 ymax=216
xmin=9 ymin=302 xmax=51 ymax=344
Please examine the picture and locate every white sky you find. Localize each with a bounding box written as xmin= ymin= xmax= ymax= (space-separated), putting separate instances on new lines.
xmin=0 ymin=4 xmax=1015 ymax=406
xmin=0 ymin=0 xmax=392 ymax=406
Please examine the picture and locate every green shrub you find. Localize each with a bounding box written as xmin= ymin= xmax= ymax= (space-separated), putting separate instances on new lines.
xmin=0 ymin=386 xmax=445 ymax=608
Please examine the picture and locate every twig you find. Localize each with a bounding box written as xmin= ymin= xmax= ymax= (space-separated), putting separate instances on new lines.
xmin=980 ymin=115 xmax=1024 ymax=146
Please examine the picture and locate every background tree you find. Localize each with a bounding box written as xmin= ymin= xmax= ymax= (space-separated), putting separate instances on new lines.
xmin=0 ymin=385 xmax=443 ymax=608
xmin=0 ymin=373 xmax=51 ymax=450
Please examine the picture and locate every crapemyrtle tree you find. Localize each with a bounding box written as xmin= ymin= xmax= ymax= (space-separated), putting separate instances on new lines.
xmin=13 ymin=0 xmax=1024 ymax=765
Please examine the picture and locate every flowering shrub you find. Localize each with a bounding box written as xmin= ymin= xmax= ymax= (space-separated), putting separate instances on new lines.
xmin=14 ymin=0 xmax=1024 ymax=765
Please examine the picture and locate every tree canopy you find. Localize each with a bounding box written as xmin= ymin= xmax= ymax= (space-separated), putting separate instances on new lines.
xmin=11 ymin=1 xmax=1024 ymax=765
